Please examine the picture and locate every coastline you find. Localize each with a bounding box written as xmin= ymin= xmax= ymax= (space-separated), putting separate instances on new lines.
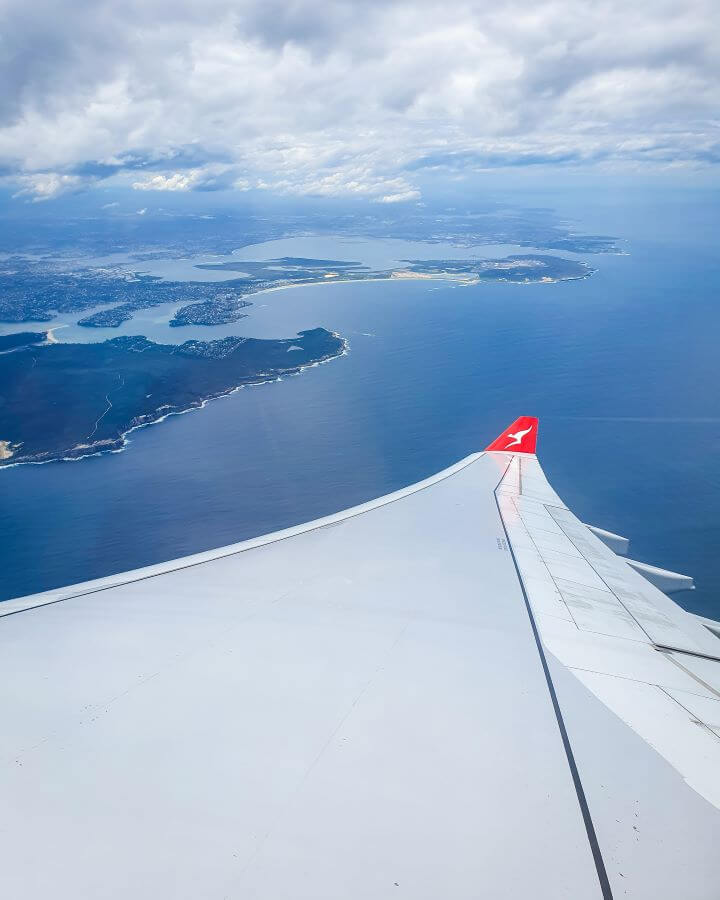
xmin=249 ymin=265 xmax=594 ymax=300
xmin=0 ymin=334 xmax=349 ymax=471
xmin=0 ymin=257 xmax=595 ymax=339
xmin=45 ymin=324 xmax=68 ymax=343
xmin=1 ymin=259 xmax=594 ymax=471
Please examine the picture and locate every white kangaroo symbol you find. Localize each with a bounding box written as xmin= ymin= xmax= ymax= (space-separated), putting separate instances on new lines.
xmin=504 ymin=425 xmax=532 ymax=449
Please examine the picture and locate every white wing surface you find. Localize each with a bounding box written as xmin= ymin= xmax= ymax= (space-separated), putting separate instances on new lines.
xmin=1 ymin=418 xmax=719 ymax=899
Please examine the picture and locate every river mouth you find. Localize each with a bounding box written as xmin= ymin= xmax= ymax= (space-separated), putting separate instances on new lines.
xmin=0 ymin=234 xmax=598 ymax=345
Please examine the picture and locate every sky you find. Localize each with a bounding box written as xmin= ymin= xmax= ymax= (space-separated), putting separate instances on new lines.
xmin=1 ymin=0 xmax=718 ymax=203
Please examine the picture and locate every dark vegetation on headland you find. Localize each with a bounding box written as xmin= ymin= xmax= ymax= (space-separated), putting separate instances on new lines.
xmin=404 ymin=254 xmax=592 ymax=281
xmin=0 ymin=328 xmax=344 ymax=466
xmin=0 ymin=331 xmax=48 ymax=352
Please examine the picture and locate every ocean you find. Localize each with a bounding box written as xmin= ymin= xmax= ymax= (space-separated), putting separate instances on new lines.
xmin=1 ymin=187 xmax=718 ymax=618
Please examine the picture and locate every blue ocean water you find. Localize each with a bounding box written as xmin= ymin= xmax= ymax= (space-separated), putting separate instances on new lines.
xmin=1 ymin=188 xmax=719 ymax=617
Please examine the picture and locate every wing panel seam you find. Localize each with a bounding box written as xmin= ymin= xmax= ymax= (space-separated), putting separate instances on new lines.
xmin=494 ymin=484 xmax=613 ymax=900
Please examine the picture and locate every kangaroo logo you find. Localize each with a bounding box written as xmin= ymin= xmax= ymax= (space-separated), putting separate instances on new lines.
xmin=504 ymin=425 xmax=533 ymax=449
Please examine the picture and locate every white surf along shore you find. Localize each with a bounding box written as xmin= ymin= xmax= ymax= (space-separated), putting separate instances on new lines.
xmin=0 ymin=333 xmax=349 ymax=471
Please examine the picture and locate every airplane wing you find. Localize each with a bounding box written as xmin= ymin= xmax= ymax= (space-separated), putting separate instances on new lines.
xmin=2 ymin=417 xmax=719 ymax=899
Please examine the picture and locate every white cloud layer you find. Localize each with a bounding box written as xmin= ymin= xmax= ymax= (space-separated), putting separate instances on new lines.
xmin=12 ymin=173 xmax=93 ymax=201
xmin=132 ymin=165 xmax=234 ymax=192
xmin=1 ymin=0 xmax=718 ymax=200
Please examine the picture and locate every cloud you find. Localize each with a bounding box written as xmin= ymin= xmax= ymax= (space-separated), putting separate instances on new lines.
xmin=377 ymin=189 xmax=421 ymax=203
xmin=261 ymin=167 xmax=421 ymax=202
xmin=12 ymin=172 xmax=95 ymax=201
xmin=1 ymin=0 xmax=718 ymax=201
xmin=132 ymin=164 xmax=237 ymax=192
xmin=133 ymin=173 xmax=197 ymax=192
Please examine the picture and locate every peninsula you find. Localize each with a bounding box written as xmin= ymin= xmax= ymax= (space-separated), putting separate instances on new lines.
xmin=0 ymin=328 xmax=345 ymax=466
xmin=170 ymin=298 xmax=252 ymax=327
xmin=78 ymin=305 xmax=135 ymax=327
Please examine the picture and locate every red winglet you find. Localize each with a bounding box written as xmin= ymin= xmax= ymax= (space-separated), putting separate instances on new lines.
xmin=485 ymin=416 xmax=538 ymax=454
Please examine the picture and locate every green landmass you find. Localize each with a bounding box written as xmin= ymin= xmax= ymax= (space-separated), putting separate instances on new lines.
xmin=0 ymin=329 xmax=345 ymax=466
xmin=0 ymin=251 xmax=596 ymax=329
xmin=403 ymin=254 xmax=592 ymax=282
xmin=0 ymin=331 xmax=48 ymax=352
xmin=170 ymin=298 xmax=252 ymax=326
xmin=78 ymin=305 xmax=135 ymax=327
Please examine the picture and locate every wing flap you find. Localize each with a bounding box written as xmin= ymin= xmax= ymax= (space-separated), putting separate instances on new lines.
xmin=495 ymin=454 xmax=720 ymax=816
